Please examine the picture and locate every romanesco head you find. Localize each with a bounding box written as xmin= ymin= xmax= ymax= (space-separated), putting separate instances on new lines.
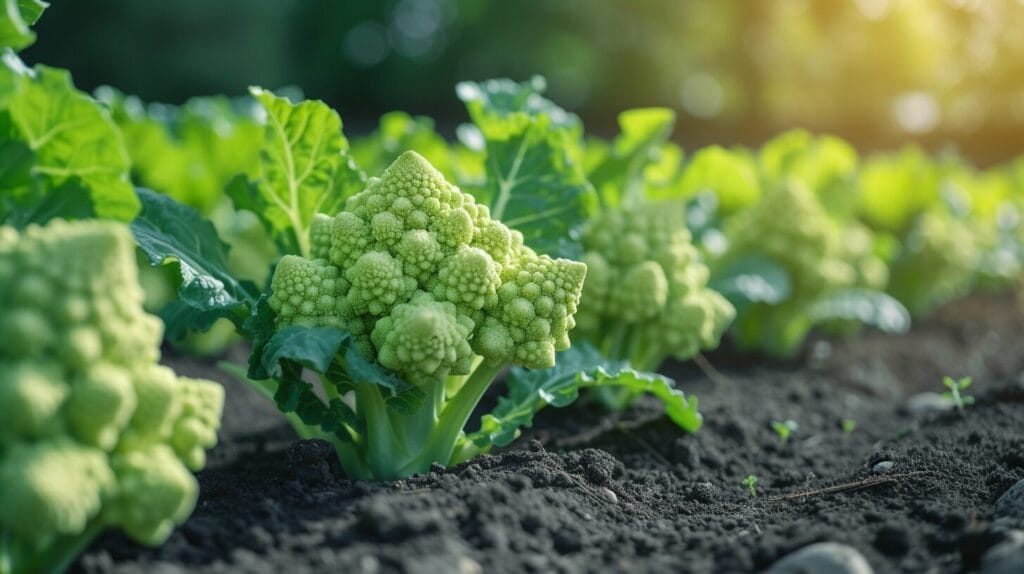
xmin=725 ymin=180 xmax=854 ymax=298
xmin=575 ymin=202 xmax=734 ymax=365
xmin=888 ymin=212 xmax=977 ymax=316
xmin=269 ymin=151 xmax=587 ymax=381
xmin=0 ymin=220 xmax=224 ymax=550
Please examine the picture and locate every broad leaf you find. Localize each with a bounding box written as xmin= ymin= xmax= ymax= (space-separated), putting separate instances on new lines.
xmin=0 ymin=0 xmax=46 ymax=51
xmin=808 ymin=289 xmax=911 ymax=333
xmin=2 ymin=55 xmax=137 ymax=220
xmin=1 ymin=177 xmax=94 ymax=228
xmin=457 ymin=77 xmax=595 ymax=258
xmin=588 ymin=108 xmax=677 ymax=207
xmin=710 ymin=255 xmax=793 ymax=308
xmin=344 ymin=343 xmax=409 ymax=393
xmin=239 ymin=87 xmax=361 ymax=257
xmin=466 ymin=343 xmax=701 ymax=449
xmin=259 ymin=326 xmax=348 ymax=379
xmin=132 ymin=188 xmax=258 ymax=338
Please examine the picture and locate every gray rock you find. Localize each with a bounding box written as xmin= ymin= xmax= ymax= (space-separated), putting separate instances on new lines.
xmin=905 ymin=392 xmax=954 ymax=416
xmin=766 ymin=542 xmax=873 ymax=574
xmin=872 ymin=461 xmax=894 ymax=474
xmin=982 ymin=530 xmax=1024 ymax=574
xmin=995 ymin=480 xmax=1024 ymax=530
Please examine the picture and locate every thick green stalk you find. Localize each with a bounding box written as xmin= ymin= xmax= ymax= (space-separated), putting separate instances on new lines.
xmin=399 ymin=360 xmax=505 ymax=476
xmin=355 ymin=384 xmax=407 ymax=480
xmin=330 ymin=439 xmax=374 ymax=481
xmin=6 ymin=520 xmax=104 ymax=574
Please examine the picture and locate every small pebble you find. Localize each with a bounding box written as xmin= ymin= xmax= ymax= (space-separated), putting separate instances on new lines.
xmin=766 ymin=542 xmax=874 ymax=574
xmin=995 ymin=480 xmax=1024 ymax=530
xmin=982 ymin=530 xmax=1024 ymax=574
xmin=598 ymin=487 xmax=618 ymax=504
xmin=872 ymin=461 xmax=894 ymax=474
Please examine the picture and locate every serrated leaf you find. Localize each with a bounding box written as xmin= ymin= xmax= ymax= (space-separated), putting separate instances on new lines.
xmin=2 ymin=55 xmax=137 ymax=220
xmin=710 ymin=255 xmax=793 ymax=308
xmin=259 ymin=326 xmax=349 ymax=379
xmin=244 ymin=87 xmax=360 ymax=258
xmin=132 ymin=188 xmax=257 ymax=338
xmin=242 ymin=291 xmax=277 ymax=380
xmin=458 ymin=77 xmax=595 ymax=258
xmin=808 ymin=289 xmax=911 ymax=334
xmin=466 ymin=343 xmax=700 ymax=449
xmin=588 ymin=107 xmax=677 ymax=207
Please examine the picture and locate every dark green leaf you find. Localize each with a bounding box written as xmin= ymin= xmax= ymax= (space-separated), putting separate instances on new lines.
xmin=466 ymin=343 xmax=700 ymax=449
xmin=131 ymin=188 xmax=257 ymax=338
xmin=343 ymin=344 xmax=408 ymax=392
xmin=808 ymin=289 xmax=911 ymax=334
xmin=259 ymin=326 xmax=349 ymax=379
xmin=1 ymin=177 xmax=94 ymax=228
xmin=710 ymin=255 xmax=793 ymax=308
xmin=242 ymin=291 xmax=277 ymax=380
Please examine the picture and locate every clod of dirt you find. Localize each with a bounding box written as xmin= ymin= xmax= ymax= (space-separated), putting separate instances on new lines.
xmin=765 ymin=542 xmax=874 ymax=574
xmin=981 ymin=530 xmax=1024 ymax=574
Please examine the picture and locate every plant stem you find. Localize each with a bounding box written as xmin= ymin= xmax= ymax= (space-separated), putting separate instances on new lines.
xmin=330 ymin=439 xmax=374 ymax=481
xmin=399 ymin=360 xmax=504 ymax=476
xmin=12 ymin=520 xmax=104 ymax=574
xmin=355 ymin=384 xmax=406 ymax=480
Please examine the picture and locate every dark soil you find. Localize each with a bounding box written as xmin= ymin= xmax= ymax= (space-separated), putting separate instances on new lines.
xmin=74 ymin=293 xmax=1024 ymax=574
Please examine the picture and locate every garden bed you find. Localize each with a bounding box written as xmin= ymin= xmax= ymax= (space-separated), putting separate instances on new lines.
xmin=75 ymin=293 xmax=1024 ymax=574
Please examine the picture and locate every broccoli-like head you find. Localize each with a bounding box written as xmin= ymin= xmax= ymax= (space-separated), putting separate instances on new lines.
xmin=574 ymin=202 xmax=734 ymax=369
xmin=0 ymin=220 xmax=224 ymax=554
xmin=269 ymin=151 xmax=587 ymax=381
xmin=888 ymin=212 xmax=977 ymax=316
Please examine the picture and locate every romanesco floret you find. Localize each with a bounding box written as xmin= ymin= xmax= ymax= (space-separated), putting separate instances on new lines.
xmin=269 ymin=151 xmax=587 ymax=383
xmin=0 ymin=220 xmax=224 ymax=574
xmin=574 ymin=202 xmax=735 ymax=374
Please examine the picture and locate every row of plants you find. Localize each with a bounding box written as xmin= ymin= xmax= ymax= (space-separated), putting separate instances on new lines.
xmin=1 ymin=3 xmax=1022 ymax=573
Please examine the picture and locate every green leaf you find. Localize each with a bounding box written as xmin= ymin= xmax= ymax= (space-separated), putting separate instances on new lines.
xmin=243 ymin=87 xmax=361 ymax=258
xmin=259 ymin=326 xmax=349 ymax=378
xmin=677 ymin=146 xmax=760 ymax=214
xmin=808 ymin=289 xmax=911 ymax=334
xmin=588 ymin=107 xmax=677 ymax=207
xmin=343 ymin=344 xmax=408 ymax=392
xmin=242 ymin=292 xmax=277 ymax=380
xmin=2 ymin=56 xmax=137 ymax=220
xmin=466 ymin=343 xmax=700 ymax=449
xmin=710 ymin=255 xmax=793 ymax=308
xmin=131 ymin=188 xmax=258 ymax=338
xmin=457 ymin=77 xmax=595 ymax=258
xmin=1 ymin=177 xmax=94 ymax=228
xmin=0 ymin=0 xmax=46 ymax=51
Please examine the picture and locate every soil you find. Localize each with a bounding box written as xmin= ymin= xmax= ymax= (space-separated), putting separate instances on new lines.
xmin=73 ymin=293 xmax=1024 ymax=574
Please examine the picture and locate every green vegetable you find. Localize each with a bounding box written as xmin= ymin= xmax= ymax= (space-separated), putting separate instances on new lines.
xmin=256 ymin=151 xmax=587 ymax=480
xmin=574 ymin=201 xmax=734 ymax=409
xmin=0 ymin=220 xmax=223 ymax=574
xmin=887 ymin=212 xmax=977 ymax=317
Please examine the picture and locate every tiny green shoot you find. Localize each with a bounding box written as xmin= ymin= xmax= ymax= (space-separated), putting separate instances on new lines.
xmin=770 ymin=419 xmax=799 ymax=444
xmin=742 ymin=475 xmax=759 ymax=497
xmin=942 ymin=376 xmax=975 ymax=413
xmin=841 ymin=418 xmax=857 ymax=433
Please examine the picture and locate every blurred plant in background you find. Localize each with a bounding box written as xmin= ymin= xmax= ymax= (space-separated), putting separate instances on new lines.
xmin=24 ymin=0 xmax=1024 ymax=163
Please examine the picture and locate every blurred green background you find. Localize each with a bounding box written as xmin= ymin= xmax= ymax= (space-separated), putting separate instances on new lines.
xmin=25 ymin=0 xmax=1024 ymax=164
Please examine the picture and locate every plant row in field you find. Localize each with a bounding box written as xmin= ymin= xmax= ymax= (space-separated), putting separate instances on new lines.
xmin=1 ymin=4 xmax=1022 ymax=573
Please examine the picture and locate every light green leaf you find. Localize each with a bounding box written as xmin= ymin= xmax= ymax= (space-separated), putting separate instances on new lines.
xmin=710 ymin=255 xmax=793 ymax=308
xmin=457 ymin=77 xmax=595 ymax=258
xmin=0 ymin=0 xmax=46 ymax=51
xmin=588 ymin=107 xmax=677 ymax=208
xmin=245 ymin=87 xmax=360 ymax=258
xmin=2 ymin=56 xmax=137 ymax=220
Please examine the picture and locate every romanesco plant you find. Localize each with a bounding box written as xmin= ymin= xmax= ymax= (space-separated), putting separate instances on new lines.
xmin=261 ymin=151 xmax=587 ymax=480
xmin=574 ymin=202 xmax=735 ymax=409
xmin=887 ymin=212 xmax=977 ymax=317
xmin=0 ymin=220 xmax=223 ymax=574
xmin=721 ymin=181 xmax=857 ymax=356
